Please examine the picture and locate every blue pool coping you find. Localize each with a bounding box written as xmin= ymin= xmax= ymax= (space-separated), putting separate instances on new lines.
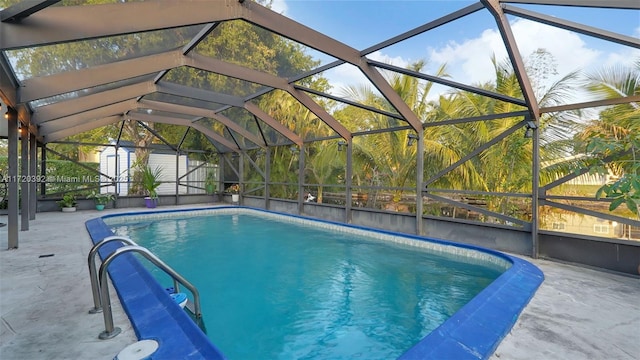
xmin=86 ymin=214 xmax=226 ymax=359
xmin=86 ymin=206 xmax=544 ymax=360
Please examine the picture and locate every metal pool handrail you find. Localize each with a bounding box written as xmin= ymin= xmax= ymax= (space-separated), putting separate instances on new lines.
xmin=87 ymin=236 xmax=137 ymax=314
xmin=97 ymin=245 xmax=202 ymax=340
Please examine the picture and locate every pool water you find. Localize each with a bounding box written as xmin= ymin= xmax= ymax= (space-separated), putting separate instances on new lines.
xmin=112 ymin=213 xmax=504 ymax=359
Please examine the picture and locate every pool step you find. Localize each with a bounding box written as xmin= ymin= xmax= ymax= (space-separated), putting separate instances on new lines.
xmin=165 ymin=287 xmax=207 ymax=334
xmin=185 ymin=299 xmax=207 ymax=334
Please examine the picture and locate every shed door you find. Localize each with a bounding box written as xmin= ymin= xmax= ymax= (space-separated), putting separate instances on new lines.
xmin=105 ymin=155 xmax=119 ymax=194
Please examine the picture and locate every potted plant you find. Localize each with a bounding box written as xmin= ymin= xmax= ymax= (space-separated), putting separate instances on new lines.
xmin=57 ymin=193 xmax=77 ymax=212
xmin=205 ymin=171 xmax=216 ymax=195
xmin=140 ymin=165 xmax=163 ymax=208
xmin=227 ymin=183 xmax=240 ymax=203
xmin=87 ymin=191 xmax=115 ymax=211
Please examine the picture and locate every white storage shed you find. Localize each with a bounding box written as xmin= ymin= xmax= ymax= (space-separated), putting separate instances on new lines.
xmin=99 ymin=141 xmax=188 ymax=195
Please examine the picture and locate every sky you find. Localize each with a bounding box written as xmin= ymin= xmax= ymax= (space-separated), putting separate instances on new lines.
xmin=2 ymin=0 xmax=637 ymax=107
xmin=269 ymin=0 xmax=640 ymax=103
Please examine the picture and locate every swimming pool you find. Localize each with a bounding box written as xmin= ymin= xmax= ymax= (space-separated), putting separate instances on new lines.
xmin=86 ymin=206 xmax=544 ymax=359
xmin=111 ymin=211 xmax=505 ymax=359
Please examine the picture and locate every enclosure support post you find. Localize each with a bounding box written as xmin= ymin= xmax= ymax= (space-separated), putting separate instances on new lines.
xmin=484 ymin=0 xmax=542 ymax=257
xmin=114 ymin=142 xmax=119 ymax=197
xmin=20 ymin=123 xmax=29 ymax=231
xmin=297 ymin=144 xmax=305 ymax=214
xmin=29 ymin=133 xmax=37 ymax=220
xmin=175 ymin=151 xmax=180 ymax=205
xmin=239 ymin=152 xmax=244 ymax=206
xmin=7 ymin=106 xmax=19 ymax=248
xmin=345 ymin=138 xmax=353 ymax=223
xmin=265 ymin=148 xmax=271 ymax=210
xmin=40 ymin=144 xmax=46 ymax=196
xmin=218 ymin=153 xmax=225 ymax=200
xmin=531 ymin=122 xmax=540 ymax=258
xmin=416 ymin=127 xmax=424 ymax=235
xmin=113 ymin=121 xmax=125 ymax=202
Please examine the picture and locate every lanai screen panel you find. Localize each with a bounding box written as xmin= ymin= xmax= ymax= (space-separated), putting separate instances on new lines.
xmin=6 ymin=25 xmax=205 ymax=80
xmin=192 ymin=19 xmax=334 ymax=78
xmin=28 ymin=74 xmax=156 ymax=109
xmin=218 ymin=106 xmax=294 ymax=147
xmin=164 ymin=67 xmax=266 ymax=98
xmin=279 ymin=0 xmax=478 ymax=50
xmin=249 ymin=90 xmax=339 ymax=142
xmin=194 ymin=117 xmax=262 ymax=151
xmin=142 ymin=92 xmax=227 ymax=113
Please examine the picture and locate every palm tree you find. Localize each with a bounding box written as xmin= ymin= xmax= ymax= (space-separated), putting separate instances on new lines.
xmin=579 ymin=59 xmax=639 ymax=148
xmin=251 ymin=83 xmax=338 ymax=200
xmin=335 ymin=61 xmax=451 ymax=210
xmin=304 ymin=141 xmax=344 ymax=203
xmin=438 ymin=50 xmax=581 ymax=218
xmin=577 ymin=59 xmax=640 ymax=215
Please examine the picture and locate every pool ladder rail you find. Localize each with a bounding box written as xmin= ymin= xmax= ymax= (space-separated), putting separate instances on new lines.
xmin=87 ymin=235 xmax=203 ymax=340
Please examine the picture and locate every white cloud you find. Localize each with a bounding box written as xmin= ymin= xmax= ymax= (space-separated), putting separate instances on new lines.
xmin=427 ymin=18 xmax=601 ymax=88
xmin=270 ymin=0 xmax=288 ymax=15
xmin=600 ymin=25 xmax=640 ymax=69
xmin=321 ymin=18 xmax=631 ymax=106
xmin=327 ymin=51 xmax=413 ymax=97
xmin=602 ymin=49 xmax=640 ymax=69
xmin=328 ymin=63 xmax=370 ymax=97
xmin=367 ymin=51 xmax=410 ymax=69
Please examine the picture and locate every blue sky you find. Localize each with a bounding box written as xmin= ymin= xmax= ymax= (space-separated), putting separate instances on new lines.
xmin=271 ymin=1 xmax=640 ymax=102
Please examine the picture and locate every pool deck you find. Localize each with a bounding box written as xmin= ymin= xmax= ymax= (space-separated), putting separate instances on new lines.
xmin=1 ymin=206 xmax=639 ymax=360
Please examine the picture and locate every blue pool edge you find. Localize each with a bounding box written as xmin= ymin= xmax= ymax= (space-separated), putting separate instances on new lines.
xmin=85 ymin=215 xmax=226 ymax=359
xmin=86 ymin=206 xmax=544 ymax=360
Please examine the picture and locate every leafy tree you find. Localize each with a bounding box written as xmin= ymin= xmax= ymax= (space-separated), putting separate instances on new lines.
xmin=578 ymin=59 xmax=640 ymax=216
xmin=6 ymin=0 xmax=326 ymax=199
xmin=590 ymin=133 xmax=640 ymax=216
xmin=160 ymin=14 xmax=326 ymax=197
xmin=5 ymin=0 xmax=202 ymax=194
xmin=267 ymin=146 xmax=300 ymax=199
xmin=334 ymin=61 xmax=449 ymax=209
xmin=439 ymin=50 xmax=581 ymax=218
xmin=304 ymin=141 xmax=343 ymax=203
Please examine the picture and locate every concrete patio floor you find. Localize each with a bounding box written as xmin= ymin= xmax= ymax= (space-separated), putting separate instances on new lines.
xmin=1 ymin=207 xmax=638 ymax=360
xmin=491 ymin=258 xmax=639 ymax=360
